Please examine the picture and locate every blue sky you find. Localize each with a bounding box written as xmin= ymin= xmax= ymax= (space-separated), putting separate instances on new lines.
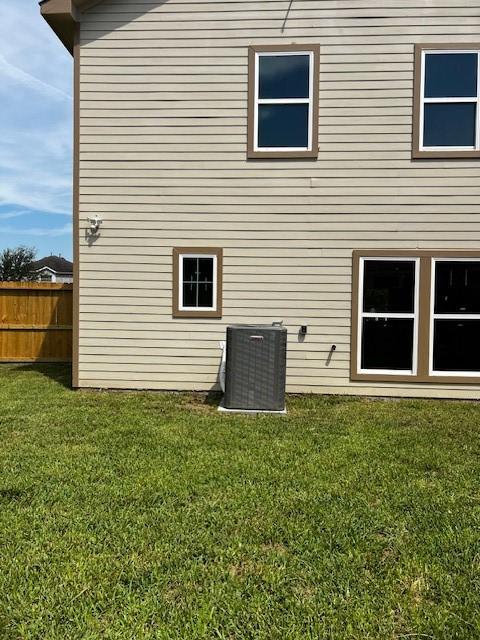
xmin=0 ymin=0 xmax=73 ymax=260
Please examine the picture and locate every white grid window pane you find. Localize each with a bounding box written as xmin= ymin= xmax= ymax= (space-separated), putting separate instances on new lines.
xmin=179 ymin=255 xmax=216 ymax=311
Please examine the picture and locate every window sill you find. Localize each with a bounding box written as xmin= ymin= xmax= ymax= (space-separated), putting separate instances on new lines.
xmin=351 ymin=372 xmax=480 ymax=384
xmin=412 ymin=148 xmax=480 ymax=159
xmin=173 ymin=310 xmax=222 ymax=319
xmin=247 ymin=149 xmax=318 ymax=160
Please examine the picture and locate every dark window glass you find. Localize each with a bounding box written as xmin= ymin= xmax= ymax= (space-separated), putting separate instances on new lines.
xmin=423 ymin=103 xmax=476 ymax=147
xmin=182 ymin=283 xmax=197 ymax=308
xmin=363 ymin=260 xmax=415 ymax=313
xmin=198 ymin=258 xmax=214 ymax=282
xmin=361 ymin=318 xmax=414 ymax=370
xmin=182 ymin=258 xmax=198 ymax=283
xmin=259 ymin=54 xmax=310 ymax=99
xmin=424 ymin=53 xmax=477 ymax=98
xmin=435 ymin=261 xmax=480 ymax=314
xmin=198 ymin=283 xmax=214 ymax=308
xmin=181 ymin=256 xmax=214 ymax=308
xmin=258 ymin=104 xmax=309 ymax=148
xmin=433 ymin=319 xmax=480 ymax=372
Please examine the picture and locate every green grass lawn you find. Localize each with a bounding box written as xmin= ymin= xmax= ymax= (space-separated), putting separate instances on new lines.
xmin=0 ymin=365 xmax=480 ymax=639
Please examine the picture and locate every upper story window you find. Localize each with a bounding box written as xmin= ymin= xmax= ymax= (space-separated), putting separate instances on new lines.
xmin=172 ymin=248 xmax=223 ymax=319
xmin=413 ymin=45 xmax=480 ymax=158
xmin=248 ymin=44 xmax=320 ymax=159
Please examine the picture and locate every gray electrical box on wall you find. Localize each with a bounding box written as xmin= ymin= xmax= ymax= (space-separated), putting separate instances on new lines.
xmin=224 ymin=324 xmax=287 ymax=411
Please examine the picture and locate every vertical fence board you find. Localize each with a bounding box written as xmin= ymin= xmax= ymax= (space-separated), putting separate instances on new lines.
xmin=0 ymin=283 xmax=73 ymax=362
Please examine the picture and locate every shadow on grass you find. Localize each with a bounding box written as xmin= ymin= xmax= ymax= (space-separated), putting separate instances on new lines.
xmin=9 ymin=363 xmax=72 ymax=390
xmin=0 ymin=487 xmax=29 ymax=503
xmin=205 ymin=389 xmax=223 ymax=407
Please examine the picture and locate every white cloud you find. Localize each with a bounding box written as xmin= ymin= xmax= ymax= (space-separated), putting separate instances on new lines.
xmin=0 ymin=54 xmax=72 ymax=102
xmin=0 ymin=222 xmax=72 ymax=237
xmin=0 ymin=1 xmax=72 ymax=95
xmin=0 ymin=209 xmax=30 ymax=220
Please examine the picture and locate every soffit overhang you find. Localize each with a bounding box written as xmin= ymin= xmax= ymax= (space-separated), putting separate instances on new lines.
xmin=40 ymin=0 xmax=104 ymax=53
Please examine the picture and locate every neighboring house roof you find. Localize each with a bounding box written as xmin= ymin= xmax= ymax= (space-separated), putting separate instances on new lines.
xmin=40 ymin=0 xmax=106 ymax=53
xmin=31 ymin=256 xmax=74 ymax=275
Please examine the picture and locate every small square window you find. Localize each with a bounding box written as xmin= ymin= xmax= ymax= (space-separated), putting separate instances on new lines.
xmin=172 ymin=248 xmax=222 ymax=318
xmin=413 ymin=45 xmax=480 ymax=157
xmin=248 ymin=45 xmax=320 ymax=158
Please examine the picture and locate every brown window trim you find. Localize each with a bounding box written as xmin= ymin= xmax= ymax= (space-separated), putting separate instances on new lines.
xmin=351 ymin=250 xmax=480 ymax=385
xmin=172 ymin=247 xmax=223 ymax=319
xmin=247 ymin=44 xmax=320 ymax=159
xmin=412 ymin=43 xmax=480 ymax=159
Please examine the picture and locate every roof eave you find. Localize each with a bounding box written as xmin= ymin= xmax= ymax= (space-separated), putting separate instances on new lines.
xmin=40 ymin=0 xmax=77 ymax=54
xmin=40 ymin=0 xmax=101 ymax=53
xmin=33 ymin=266 xmax=57 ymax=274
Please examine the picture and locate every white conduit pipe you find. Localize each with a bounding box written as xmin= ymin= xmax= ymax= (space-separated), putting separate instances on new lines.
xmin=219 ymin=341 xmax=227 ymax=393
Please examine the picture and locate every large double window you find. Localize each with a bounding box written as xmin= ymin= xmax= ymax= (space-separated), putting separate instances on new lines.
xmin=248 ymin=45 xmax=320 ymax=158
xmin=353 ymin=252 xmax=480 ymax=382
xmin=414 ymin=45 xmax=480 ymax=157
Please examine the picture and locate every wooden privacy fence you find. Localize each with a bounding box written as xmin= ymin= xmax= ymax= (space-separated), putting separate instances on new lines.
xmin=0 ymin=282 xmax=73 ymax=362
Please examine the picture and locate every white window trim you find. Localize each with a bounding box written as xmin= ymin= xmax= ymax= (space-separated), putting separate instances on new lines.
xmin=429 ymin=257 xmax=480 ymax=377
xmin=419 ymin=49 xmax=480 ymax=152
xmin=178 ymin=253 xmax=218 ymax=313
xmin=253 ymin=50 xmax=314 ymax=153
xmin=357 ymin=257 xmax=420 ymax=376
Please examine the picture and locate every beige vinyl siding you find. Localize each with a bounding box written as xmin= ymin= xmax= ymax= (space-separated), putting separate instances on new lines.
xmin=77 ymin=0 xmax=480 ymax=398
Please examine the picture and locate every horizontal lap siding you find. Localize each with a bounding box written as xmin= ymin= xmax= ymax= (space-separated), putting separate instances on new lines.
xmin=78 ymin=0 xmax=480 ymax=398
